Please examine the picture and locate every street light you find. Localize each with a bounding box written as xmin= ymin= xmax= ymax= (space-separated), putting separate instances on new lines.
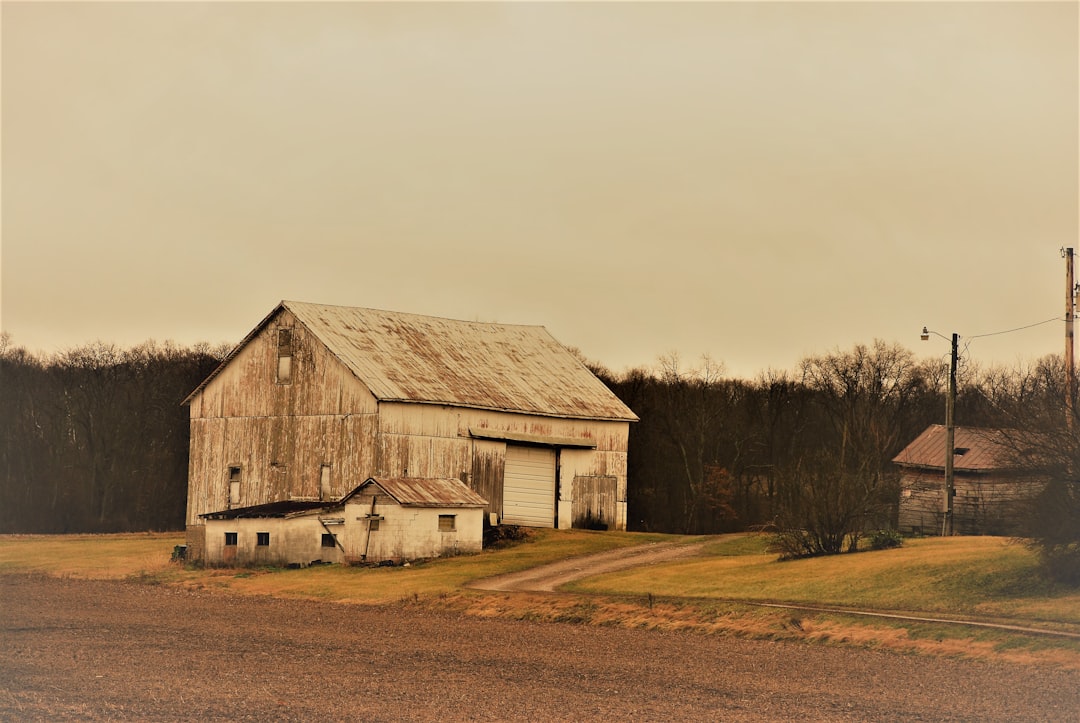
xmin=921 ymin=327 xmax=958 ymax=536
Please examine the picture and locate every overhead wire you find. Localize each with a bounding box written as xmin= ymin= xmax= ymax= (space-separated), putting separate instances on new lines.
xmin=967 ymin=316 xmax=1063 ymax=341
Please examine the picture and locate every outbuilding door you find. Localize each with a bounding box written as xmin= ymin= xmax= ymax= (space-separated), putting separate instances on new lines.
xmin=502 ymin=445 xmax=556 ymax=527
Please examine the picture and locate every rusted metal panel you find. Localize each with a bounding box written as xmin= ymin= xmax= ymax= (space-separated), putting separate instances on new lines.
xmin=280 ymin=301 xmax=638 ymax=421
xmin=893 ymin=425 xmax=1021 ymax=472
xmin=347 ymin=477 xmax=488 ymax=508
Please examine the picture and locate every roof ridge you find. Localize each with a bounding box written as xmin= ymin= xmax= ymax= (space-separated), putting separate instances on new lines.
xmin=282 ymin=300 xmax=547 ymax=330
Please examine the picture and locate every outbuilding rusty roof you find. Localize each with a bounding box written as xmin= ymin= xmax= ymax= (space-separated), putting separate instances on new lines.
xmin=892 ymin=424 xmax=1025 ymax=472
xmin=345 ymin=477 xmax=488 ymax=508
xmin=249 ymin=301 xmax=637 ymax=421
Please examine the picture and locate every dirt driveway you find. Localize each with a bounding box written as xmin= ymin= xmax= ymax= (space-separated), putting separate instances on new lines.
xmin=4 ymin=574 xmax=1080 ymax=721
xmin=469 ymin=538 xmax=711 ymax=592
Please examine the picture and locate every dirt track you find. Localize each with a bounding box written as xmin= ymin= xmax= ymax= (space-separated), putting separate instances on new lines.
xmin=3 ymin=574 xmax=1080 ymax=721
xmin=469 ymin=538 xmax=710 ymax=592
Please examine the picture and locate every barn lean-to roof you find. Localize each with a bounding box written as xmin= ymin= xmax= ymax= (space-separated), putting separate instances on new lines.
xmin=185 ymin=301 xmax=638 ymax=422
xmin=200 ymin=477 xmax=487 ymax=519
xmin=892 ymin=424 xmax=1028 ymax=473
xmin=344 ymin=477 xmax=489 ymax=508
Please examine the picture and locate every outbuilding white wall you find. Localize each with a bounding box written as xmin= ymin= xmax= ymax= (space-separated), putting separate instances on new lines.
xmin=203 ymin=516 xmax=345 ymax=567
xmin=344 ymin=498 xmax=484 ymax=563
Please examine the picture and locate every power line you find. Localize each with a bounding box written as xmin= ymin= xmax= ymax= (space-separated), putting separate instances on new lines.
xmin=967 ymin=316 xmax=1063 ymax=340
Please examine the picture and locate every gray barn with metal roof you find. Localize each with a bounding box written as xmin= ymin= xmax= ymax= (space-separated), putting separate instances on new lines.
xmin=893 ymin=424 xmax=1044 ymax=536
xmin=183 ymin=301 xmax=637 ymax=561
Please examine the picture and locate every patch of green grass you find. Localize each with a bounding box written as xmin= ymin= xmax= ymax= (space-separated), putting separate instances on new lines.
xmin=701 ymin=533 xmax=771 ymax=557
xmin=568 ymin=536 xmax=1080 ymax=626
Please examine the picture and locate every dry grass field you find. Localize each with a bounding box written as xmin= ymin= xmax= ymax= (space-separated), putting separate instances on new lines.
xmin=2 ymin=530 xmax=1079 ymax=669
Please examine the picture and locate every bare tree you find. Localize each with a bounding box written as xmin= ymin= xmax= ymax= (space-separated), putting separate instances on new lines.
xmin=770 ymin=341 xmax=929 ymax=557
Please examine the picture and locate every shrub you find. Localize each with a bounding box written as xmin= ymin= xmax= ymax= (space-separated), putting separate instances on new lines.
xmin=1026 ymin=479 xmax=1080 ymax=586
xmin=483 ymin=524 xmax=530 ymax=549
xmin=867 ymin=529 xmax=903 ymax=551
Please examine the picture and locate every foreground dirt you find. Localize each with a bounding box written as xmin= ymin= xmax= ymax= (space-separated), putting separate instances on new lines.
xmin=3 ymin=575 xmax=1079 ymax=721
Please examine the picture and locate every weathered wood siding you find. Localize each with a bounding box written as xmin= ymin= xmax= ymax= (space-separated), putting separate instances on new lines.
xmin=378 ymin=403 xmax=630 ymax=529
xmin=899 ymin=470 xmax=1045 ymax=536
xmin=186 ymin=309 xmax=380 ymax=532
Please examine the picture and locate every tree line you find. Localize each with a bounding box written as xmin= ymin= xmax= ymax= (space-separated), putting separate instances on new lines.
xmin=0 ymin=333 xmax=1073 ymax=562
xmin=590 ymin=342 xmax=1072 ymax=550
xmin=0 ymin=334 xmax=226 ymax=533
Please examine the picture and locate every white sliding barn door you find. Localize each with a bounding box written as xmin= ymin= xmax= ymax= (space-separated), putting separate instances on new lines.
xmin=502 ymin=445 xmax=556 ymax=527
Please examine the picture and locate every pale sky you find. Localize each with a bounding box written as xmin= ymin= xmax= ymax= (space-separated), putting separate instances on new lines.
xmin=2 ymin=2 xmax=1077 ymax=380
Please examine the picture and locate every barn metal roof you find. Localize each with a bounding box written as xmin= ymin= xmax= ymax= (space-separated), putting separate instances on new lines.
xmin=892 ymin=424 xmax=1025 ymax=472
xmin=187 ymin=300 xmax=637 ymax=421
xmin=344 ymin=477 xmax=489 ymax=508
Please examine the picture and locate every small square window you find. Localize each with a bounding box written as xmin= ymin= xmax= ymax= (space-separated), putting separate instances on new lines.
xmin=224 ymin=532 xmax=238 ymax=546
xmin=321 ymin=533 xmax=336 ymax=548
xmin=368 ymin=518 xmax=380 ymax=532
xmin=438 ymin=514 xmax=456 ymax=532
xmin=256 ymin=532 xmax=270 ymax=547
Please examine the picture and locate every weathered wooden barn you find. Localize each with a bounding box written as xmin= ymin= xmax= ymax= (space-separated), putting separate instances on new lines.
xmin=200 ymin=477 xmax=488 ymax=566
xmin=893 ymin=424 xmax=1043 ymax=536
xmin=183 ymin=301 xmax=637 ymax=561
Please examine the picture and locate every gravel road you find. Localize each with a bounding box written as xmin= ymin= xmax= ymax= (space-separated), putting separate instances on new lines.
xmin=3 ymin=575 xmax=1079 ymax=721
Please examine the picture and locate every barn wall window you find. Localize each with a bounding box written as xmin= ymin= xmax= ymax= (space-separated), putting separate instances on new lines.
xmin=319 ymin=464 xmax=332 ymax=501
xmin=228 ymin=466 xmax=242 ymax=505
xmin=321 ymin=533 xmax=336 ymax=548
xmin=368 ymin=518 xmax=381 ymax=532
xmin=224 ymin=532 xmax=238 ymax=546
xmin=256 ymin=532 xmax=270 ymax=546
xmin=438 ymin=514 xmax=456 ymax=532
xmin=276 ymin=328 xmax=293 ymax=384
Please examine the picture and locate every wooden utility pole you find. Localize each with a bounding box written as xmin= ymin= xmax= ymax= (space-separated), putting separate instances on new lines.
xmin=943 ymin=332 xmax=957 ymax=536
xmin=1067 ymin=247 xmax=1075 ymax=432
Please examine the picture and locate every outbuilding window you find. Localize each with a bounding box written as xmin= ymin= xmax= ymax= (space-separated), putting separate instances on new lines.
xmin=224 ymin=532 xmax=238 ymax=546
xmin=438 ymin=514 xmax=456 ymax=532
xmin=321 ymin=533 xmax=336 ymax=548
xmin=256 ymin=532 xmax=270 ymax=546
